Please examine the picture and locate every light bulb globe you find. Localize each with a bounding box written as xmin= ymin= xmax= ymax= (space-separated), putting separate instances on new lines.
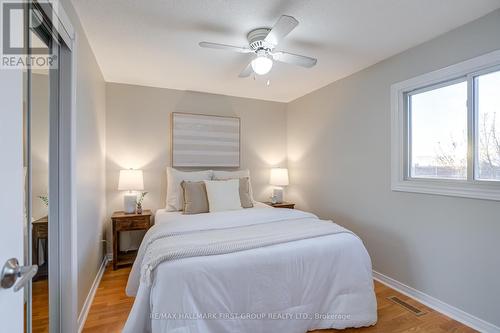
xmin=251 ymin=55 xmax=273 ymax=75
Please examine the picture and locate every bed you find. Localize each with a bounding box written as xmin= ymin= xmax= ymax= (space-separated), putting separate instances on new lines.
xmin=124 ymin=203 xmax=377 ymax=333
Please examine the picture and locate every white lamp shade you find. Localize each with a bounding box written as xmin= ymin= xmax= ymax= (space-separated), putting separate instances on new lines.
xmin=251 ymin=56 xmax=273 ymax=75
xmin=118 ymin=169 xmax=144 ymax=191
xmin=270 ymin=168 xmax=289 ymax=186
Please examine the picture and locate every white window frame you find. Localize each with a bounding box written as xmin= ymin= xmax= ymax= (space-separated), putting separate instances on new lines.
xmin=391 ymin=49 xmax=500 ymax=201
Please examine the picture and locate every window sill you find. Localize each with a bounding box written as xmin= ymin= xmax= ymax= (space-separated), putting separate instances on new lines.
xmin=391 ymin=178 xmax=500 ymax=201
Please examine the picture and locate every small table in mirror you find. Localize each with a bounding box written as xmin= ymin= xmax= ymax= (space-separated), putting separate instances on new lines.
xmin=32 ymin=216 xmax=48 ymax=280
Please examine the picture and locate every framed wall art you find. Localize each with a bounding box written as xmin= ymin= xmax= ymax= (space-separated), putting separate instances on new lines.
xmin=171 ymin=112 xmax=240 ymax=168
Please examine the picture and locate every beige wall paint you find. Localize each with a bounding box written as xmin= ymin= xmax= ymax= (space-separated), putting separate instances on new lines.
xmin=31 ymin=73 xmax=49 ymax=221
xmin=105 ymin=83 xmax=287 ymax=252
xmin=60 ymin=0 xmax=107 ymax=315
xmin=287 ymin=9 xmax=500 ymax=327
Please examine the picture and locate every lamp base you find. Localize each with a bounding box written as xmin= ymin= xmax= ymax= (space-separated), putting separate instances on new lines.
xmin=123 ymin=193 xmax=137 ymax=214
xmin=272 ymin=187 xmax=284 ymax=204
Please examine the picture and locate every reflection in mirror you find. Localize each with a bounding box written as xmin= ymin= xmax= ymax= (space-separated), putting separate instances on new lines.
xmin=22 ymin=35 xmax=29 ymax=333
xmin=29 ymin=28 xmax=50 ymax=333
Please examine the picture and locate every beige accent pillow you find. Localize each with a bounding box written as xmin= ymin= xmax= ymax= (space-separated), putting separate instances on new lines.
xmin=166 ymin=167 xmax=213 ymax=211
xmin=181 ymin=181 xmax=209 ymax=214
xmin=239 ymin=177 xmax=254 ymax=208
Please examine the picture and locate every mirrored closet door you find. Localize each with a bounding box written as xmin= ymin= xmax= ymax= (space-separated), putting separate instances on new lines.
xmin=26 ymin=27 xmax=53 ymax=333
xmin=23 ymin=3 xmax=63 ymax=332
xmin=0 ymin=1 xmax=73 ymax=331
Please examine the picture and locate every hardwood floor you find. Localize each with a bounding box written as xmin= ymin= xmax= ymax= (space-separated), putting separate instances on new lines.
xmin=83 ymin=266 xmax=135 ymax=332
xmin=32 ymin=279 xmax=49 ymax=333
xmin=312 ymin=285 xmax=476 ymax=333
xmin=83 ymin=265 xmax=476 ymax=333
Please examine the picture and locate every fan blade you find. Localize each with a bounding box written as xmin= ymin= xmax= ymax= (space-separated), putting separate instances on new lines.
xmin=238 ymin=62 xmax=253 ymax=78
xmin=272 ymin=51 xmax=317 ymax=68
xmin=199 ymin=41 xmax=252 ymax=53
xmin=264 ymin=15 xmax=299 ymax=47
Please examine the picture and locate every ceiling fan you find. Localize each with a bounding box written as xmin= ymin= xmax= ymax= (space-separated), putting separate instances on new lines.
xmin=199 ymin=15 xmax=317 ymax=77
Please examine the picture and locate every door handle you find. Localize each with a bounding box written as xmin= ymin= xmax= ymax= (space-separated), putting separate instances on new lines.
xmin=1 ymin=258 xmax=38 ymax=292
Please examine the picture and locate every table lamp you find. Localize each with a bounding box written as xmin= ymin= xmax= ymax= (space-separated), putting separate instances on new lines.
xmin=270 ymin=168 xmax=289 ymax=204
xmin=118 ymin=169 xmax=144 ymax=214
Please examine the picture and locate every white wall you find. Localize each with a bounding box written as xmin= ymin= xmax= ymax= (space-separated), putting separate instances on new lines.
xmin=287 ymin=9 xmax=500 ymax=327
xmin=105 ymin=83 xmax=287 ymax=252
xmin=60 ymin=0 xmax=107 ymax=315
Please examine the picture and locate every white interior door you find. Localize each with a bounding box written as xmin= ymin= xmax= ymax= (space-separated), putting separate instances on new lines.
xmin=0 ymin=64 xmax=25 ymax=331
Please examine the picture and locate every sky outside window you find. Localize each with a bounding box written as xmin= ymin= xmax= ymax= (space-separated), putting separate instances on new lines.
xmin=476 ymin=70 xmax=500 ymax=181
xmin=410 ymin=81 xmax=468 ymax=179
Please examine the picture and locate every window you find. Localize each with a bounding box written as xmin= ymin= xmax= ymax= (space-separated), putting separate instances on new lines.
xmin=391 ymin=50 xmax=500 ymax=201
xmin=409 ymin=80 xmax=468 ymax=180
xmin=476 ymin=70 xmax=500 ymax=181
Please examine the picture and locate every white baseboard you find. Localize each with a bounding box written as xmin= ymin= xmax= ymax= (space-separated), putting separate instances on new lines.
xmin=77 ymin=256 xmax=109 ymax=333
xmin=373 ymin=270 xmax=500 ymax=333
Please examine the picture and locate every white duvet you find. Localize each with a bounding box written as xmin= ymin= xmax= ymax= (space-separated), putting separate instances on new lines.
xmin=124 ymin=206 xmax=377 ymax=333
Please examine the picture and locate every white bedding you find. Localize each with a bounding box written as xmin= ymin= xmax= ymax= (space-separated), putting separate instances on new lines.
xmin=124 ymin=206 xmax=377 ymax=333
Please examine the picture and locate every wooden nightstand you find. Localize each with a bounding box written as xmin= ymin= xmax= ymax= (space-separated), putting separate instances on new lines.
xmin=32 ymin=216 xmax=48 ymax=280
xmin=264 ymin=202 xmax=295 ymax=209
xmin=112 ymin=210 xmax=152 ymax=270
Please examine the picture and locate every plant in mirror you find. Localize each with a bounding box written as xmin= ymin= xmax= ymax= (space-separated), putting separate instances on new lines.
xmin=38 ymin=195 xmax=48 ymax=207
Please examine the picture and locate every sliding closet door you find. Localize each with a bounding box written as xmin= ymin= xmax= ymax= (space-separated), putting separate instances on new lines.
xmin=1 ymin=1 xmax=74 ymax=331
xmin=28 ymin=22 xmax=59 ymax=332
xmin=25 ymin=2 xmax=74 ymax=332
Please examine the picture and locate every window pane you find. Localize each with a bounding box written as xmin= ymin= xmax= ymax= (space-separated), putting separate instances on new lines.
xmin=476 ymin=70 xmax=500 ymax=181
xmin=410 ymin=81 xmax=468 ymax=179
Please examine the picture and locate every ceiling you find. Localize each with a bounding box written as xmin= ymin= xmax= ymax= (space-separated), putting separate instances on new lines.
xmin=71 ymin=0 xmax=500 ymax=102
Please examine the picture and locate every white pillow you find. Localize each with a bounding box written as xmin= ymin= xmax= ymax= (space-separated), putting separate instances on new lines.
xmin=204 ymin=179 xmax=242 ymax=212
xmin=212 ymin=169 xmax=255 ymax=202
xmin=213 ymin=169 xmax=250 ymax=179
xmin=166 ymin=167 xmax=212 ymax=211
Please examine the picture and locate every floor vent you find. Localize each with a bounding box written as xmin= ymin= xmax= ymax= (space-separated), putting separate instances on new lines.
xmin=387 ymin=296 xmax=426 ymax=316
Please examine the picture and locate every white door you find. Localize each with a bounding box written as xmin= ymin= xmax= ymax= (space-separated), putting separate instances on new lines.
xmin=0 ymin=63 xmax=26 ymax=330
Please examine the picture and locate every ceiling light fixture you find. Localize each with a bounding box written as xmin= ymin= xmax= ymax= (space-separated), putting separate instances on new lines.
xmin=199 ymin=15 xmax=317 ymax=78
xmin=251 ymin=50 xmax=273 ymax=75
